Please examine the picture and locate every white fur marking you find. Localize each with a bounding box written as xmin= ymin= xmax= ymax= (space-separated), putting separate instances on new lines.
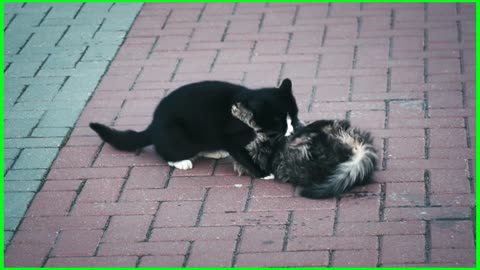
xmin=199 ymin=150 xmax=229 ymax=159
xmin=262 ymin=174 xmax=275 ymax=180
xmin=168 ymin=160 xmax=193 ymax=170
xmin=285 ymin=117 xmax=294 ymax=136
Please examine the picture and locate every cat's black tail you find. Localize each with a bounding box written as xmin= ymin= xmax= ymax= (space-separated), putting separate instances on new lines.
xmin=89 ymin=122 xmax=152 ymax=151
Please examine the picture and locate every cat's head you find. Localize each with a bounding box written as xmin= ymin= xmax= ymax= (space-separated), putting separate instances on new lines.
xmin=240 ymin=78 xmax=298 ymax=135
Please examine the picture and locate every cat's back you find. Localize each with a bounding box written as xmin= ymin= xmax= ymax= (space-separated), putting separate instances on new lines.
xmin=153 ymin=80 xmax=248 ymax=129
xmin=160 ymin=81 xmax=245 ymax=108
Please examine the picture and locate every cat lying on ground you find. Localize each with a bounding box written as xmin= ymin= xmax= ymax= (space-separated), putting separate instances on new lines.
xmin=231 ymin=102 xmax=378 ymax=198
xmin=90 ymin=79 xmax=301 ymax=178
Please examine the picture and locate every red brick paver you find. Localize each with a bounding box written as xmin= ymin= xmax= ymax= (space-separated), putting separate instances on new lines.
xmin=5 ymin=3 xmax=476 ymax=267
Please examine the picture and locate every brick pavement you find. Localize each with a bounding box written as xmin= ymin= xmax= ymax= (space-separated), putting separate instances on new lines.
xmin=4 ymin=3 xmax=476 ymax=267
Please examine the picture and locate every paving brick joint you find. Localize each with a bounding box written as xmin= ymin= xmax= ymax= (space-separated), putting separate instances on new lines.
xmin=4 ymin=2 xmax=476 ymax=267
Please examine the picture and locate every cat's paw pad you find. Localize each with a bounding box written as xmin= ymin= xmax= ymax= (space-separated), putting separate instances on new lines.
xmin=200 ymin=150 xmax=229 ymax=159
xmin=168 ymin=160 xmax=193 ymax=170
xmin=261 ymin=174 xmax=275 ymax=180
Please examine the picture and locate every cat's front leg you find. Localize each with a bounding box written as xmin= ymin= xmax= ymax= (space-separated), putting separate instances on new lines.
xmin=231 ymin=102 xmax=262 ymax=132
xmin=226 ymin=144 xmax=269 ymax=178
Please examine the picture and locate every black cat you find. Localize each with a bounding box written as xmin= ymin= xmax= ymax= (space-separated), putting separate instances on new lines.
xmin=90 ymin=79 xmax=301 ymax=178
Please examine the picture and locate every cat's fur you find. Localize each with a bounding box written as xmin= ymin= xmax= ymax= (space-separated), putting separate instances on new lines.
xmin=89 ymin=79 xmax=300 ymax=178
xmin=231 ymin=102 xmax=378 ymax=198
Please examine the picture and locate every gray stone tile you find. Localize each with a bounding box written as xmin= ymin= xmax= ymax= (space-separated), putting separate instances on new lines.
xmin=38 ymin=109 xmax=82 ymax=128
xmin=31 ymin=127 xmax=70 ymax=137
xmin=42 ymin=17 xmax=104 ymax=27
xmin=57 ymin=25 xmax=98 ymax=46
xmin=36 ymin=67 xmax=104 ymax=77
xmin=4 ymin=149 xmax=20 ymax=160
xmin=92 ymin=31 xmax=126 ymax=45
xmin=44 ymin=53 xmax=83 ymax=69
xmin=6 ymin=76 xmax=67 ymax=86
xmin=4 ymin=169 xmax=47 ymax=181
xmin=4 ymin=31 xmax=33 ymax=54
xmin=79 ymin=2 xmax=114 ymax=15
xmin=4 ymin=231 xmax=14 ymax=247
xmin=76 ymin=60 xmax=110 ymax=71
xmin=20 ymin=45 xmax=87 ymax=56
xmin=53 ymin=89 xmax=94 ymax=101
xmin=3 ymin=81 xmax=25 ymax=107
xmin=82 ymin=45 xmax=119 ymax=61
xmin=5 ymin=159 xmax=14 ymax=173
xmin=20 ymin=2 xmax=52 ymax=14
xmin=25 ymin=27 xmax=67 ymax=48
xmin=17 ymin=84 xmax=62 ymax=102
xmin=4 ymin=119 xmax=38 ymax=138
xmin=5 ymin=217 xmax=22 ymax=231
xmin=47 ymin=3 xmax=83 ymax=19
xmin=4 ymin=13 xmax=14 ymax=25
xmin=103 ymin=3 xmax=143 ymax=31
xmin=5 ymin=61 xmax=44 ymax=78
xmin=4 ymin=52 xmax=49 ymax=63
xmin=5 ymin=138 xmax=63 ymax=148
xmin=5 ymin=181 xmax=42 ymax=192
xmin=13 ymin=148 xmax=59 ymax=169
xmin=4 ymin=192 xmax=35 ymax=217
xmin=4 ymin=3 xmax=24 ymax=12
xmin=9 ymin=13 xmax=44 ymax=27
xmin=12 ymin=100 xmax=85 ymax=111
xmin=61 ymin=75 xmax=102 ymax=93
xmin=4 ymin=110 xmax=45 ymax=120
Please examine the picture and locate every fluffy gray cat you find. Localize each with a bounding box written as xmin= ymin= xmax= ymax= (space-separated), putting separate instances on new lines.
xmin=231 ymin=102 xmax=378 ymax=199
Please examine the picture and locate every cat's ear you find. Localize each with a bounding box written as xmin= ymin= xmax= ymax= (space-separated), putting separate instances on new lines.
xmin=279 ymin=78 xmax=292 ymax=91
xmin=278 ymin=78 xmax=301 ymax=127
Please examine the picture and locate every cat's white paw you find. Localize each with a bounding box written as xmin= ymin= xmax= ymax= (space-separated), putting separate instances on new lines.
xmin=199 ymin=150 xmax=229 ymax=159
xmin=168 ymin=160 xmax=193 ymax=170
xmin=262 ymin=174 xmax=275 ymax=180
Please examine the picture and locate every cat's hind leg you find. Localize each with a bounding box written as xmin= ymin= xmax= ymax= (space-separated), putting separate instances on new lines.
xmin=198 ymin=150 xmax=229 ymax=159
xmin=153 ymin=124 xmax=199 ymax=170
xmin=262 ymin=174 xmax=275 ymax=180
xmin=167 ymin=160 xmax=193 ymax=170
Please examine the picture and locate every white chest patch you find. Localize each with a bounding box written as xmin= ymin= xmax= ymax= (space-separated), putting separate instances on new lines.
xmin=285 ymin=117 xmax=294 ymax=136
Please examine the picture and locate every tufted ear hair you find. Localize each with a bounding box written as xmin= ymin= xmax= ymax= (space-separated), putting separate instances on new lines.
xmin=279 ymin=78 xmax=292 ymax=92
